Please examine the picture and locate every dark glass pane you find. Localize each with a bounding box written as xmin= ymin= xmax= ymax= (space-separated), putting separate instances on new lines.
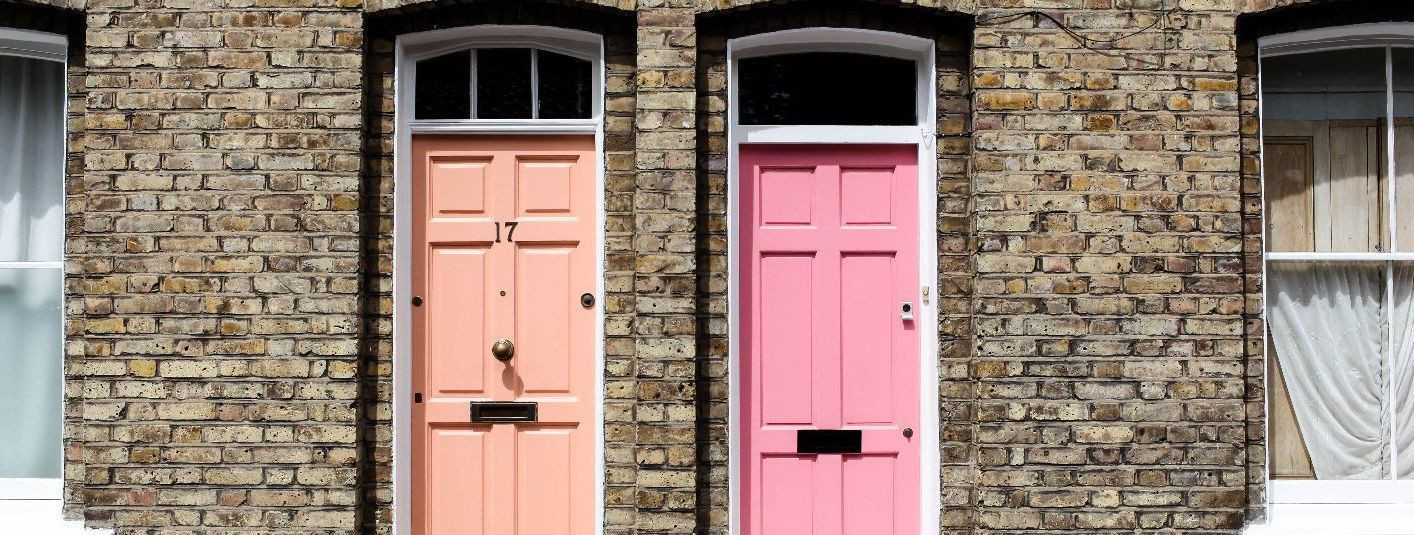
xmin=738 ymin=52 xmax=916 ymax=125
xmin=1261 ymin=48 xmax=1388 ymax=253
xmin=537 ymin=50 xmax=593 ymax=119
xmin=1393 ymin=49 xmax=1414 ymax=255
xmin=415 ymin=51 xmax=470 ymax=120
xmin=476 ymin=48 xmax=533 ymax=119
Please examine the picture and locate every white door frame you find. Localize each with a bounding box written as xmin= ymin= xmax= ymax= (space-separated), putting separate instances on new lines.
xmin=392 ymin=24 xmax=607 ymax=535
xmin=0 ymin=26 xmax=67 ymax=503
xmin=725 ymin=27 xmax=941 ymax=535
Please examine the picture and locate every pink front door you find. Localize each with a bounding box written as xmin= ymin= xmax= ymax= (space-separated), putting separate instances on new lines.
xmin=740 ymin=144 xmax=920 ymax=535
xmin=411 ymin=135 xmax=597 ymax=535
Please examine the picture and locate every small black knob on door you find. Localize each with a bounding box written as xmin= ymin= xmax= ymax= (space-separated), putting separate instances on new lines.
xmin=902 ymin=427 xmax=914 ymax=439
xmin=581 ymin=292 xmax=595 ymax=308
xmin=411 ymin=296 xmax=423 ymax=307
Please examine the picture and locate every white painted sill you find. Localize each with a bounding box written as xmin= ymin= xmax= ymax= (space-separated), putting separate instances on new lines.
xmin=0 ymin=500 xmax=108 ymax=534
xmin=1247 ymin=503 xmax=1414 ymax=534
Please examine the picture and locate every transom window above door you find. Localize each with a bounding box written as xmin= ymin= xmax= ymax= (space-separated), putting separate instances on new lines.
xmin=736 ymin=52 xmax=917 ymax=125
xmin=414 ymin=47 xmax=593 ymax=120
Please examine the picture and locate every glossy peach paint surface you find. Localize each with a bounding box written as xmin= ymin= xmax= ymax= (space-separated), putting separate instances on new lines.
xmin=412 ymin=135 xmax=596 ymax=535
xmin=740 ymin=144 xmax=920 ymax=535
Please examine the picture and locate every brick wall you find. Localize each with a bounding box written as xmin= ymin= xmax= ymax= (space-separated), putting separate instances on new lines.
xmin=969 ymin=2 xmax=1250 ymax=531
xmin=0 ymin=0 xmax=1392 ymax=532
xmin=73 ymin=0 xmax=367 ymax=530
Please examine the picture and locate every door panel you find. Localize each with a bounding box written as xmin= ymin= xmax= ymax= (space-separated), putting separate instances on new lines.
xmin=428 ymin=247 xmax=488 ymax=395
xmin=741 ymin=144 xmax=919 ymax=535
xmin=413 ymin=135 xmax=596 ymax=535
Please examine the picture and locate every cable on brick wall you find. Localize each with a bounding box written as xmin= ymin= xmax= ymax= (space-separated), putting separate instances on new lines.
xmin=976 ymin=0 xmax=1173 ymax=68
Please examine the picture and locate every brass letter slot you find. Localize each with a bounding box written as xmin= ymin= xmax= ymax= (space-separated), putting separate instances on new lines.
xmin=796 ymin=429 xmax=862 ymax=454
xmin=470 ymin=402 xmax=538 ymax=423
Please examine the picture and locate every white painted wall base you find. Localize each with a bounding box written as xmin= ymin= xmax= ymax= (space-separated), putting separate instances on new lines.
xmin=1246 ymin=504 xmax=1414 ymax=534
xmin=0 ymin=500 xmax=109 ymax=534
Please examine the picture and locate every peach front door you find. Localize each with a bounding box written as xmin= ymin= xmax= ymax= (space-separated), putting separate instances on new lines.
xmin=412 ymin=135 xmax=597 ymax=535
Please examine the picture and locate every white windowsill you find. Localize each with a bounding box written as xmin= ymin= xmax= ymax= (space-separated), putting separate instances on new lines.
xmin=0 ymin=478 xmax=61 ymax=500
xmin=0 ymin=500 xmax=108 ymax=534
xmin=1250 ymin=482 xmax=1414 ymax=534
xmin=1247 ymin=504 xmax=1414 ymax=534
xmin=1272 ymin=480 xmax=1414 ymax=504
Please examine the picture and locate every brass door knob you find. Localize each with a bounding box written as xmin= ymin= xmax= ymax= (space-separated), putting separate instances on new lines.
xmin=492 ymin=341 xmax=514 ymax=360
xmin=491 ymin=339 xmax=515 ymax=361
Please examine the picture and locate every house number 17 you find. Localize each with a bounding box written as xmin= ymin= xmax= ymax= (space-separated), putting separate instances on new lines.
xmin=494 ymin=221 xmax=519 ymax=243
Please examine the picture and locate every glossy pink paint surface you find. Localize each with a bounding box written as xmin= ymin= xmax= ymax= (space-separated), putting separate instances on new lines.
xmin=740 ymin=144 xmax=920 ymax=535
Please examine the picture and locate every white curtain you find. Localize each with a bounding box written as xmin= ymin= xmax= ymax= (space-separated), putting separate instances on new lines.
xmin=1395 ymin=265 xmax=1414 ymax=479
xmin=1269 ymin=263 xmax=1389 ymax=480
xmin=0 ymin=54 xmax=64 ymax=262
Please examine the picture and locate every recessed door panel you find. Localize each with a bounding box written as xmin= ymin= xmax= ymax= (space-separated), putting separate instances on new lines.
xmin=841 ymin=253 xmax=895 ymax=426
xmin=428 ymin=428 xmax=486 ymax=533
xmin=517 ymin=428 xmax=576 ymax=534
xmin=741 ymin=144 xmax=919 ymax=535
xmin=517 ymin=247 xmax=574 ymax=393
xmin=413 ymin=134 xmax=596 ymax=535
xmin=761 ymin=455 xmax=815 ymax=534
xmin=760 ymin=253 xmax=816 ymax=426
xmin=429 ymin=247 xmax=488 ymax=395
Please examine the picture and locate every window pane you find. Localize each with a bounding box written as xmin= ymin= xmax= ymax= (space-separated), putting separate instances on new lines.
xmin=1262 ymin=49 xmax=1388 ymax=252
xmin=1396 ymin=264 xmax=1414 ymax=479
xmin=1393 ymin=50 xmax=1414 ymax=252
xmin=0 ymin=55 xmax=65 ymax=262
xmin=1268 ymin=262 xmax=1388 ymax=480
xmin=738 ymin=52 xmax=916 ymax=125
xmin=0 ymin=268 xmax=61 ymax=479
xmin=415 ymin=50 xmax=471 ymax=120
xmin=476 ymin=48 xmax=532 ymax=119
xmin=537 ymin=50 xmax=592 ymax=119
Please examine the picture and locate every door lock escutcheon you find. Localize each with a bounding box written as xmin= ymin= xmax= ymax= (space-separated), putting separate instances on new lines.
xmin=491 ymin=338 xmax=515 ymax=361
xmin=900 ymin=301 xmax=914 ymax=321
xmin=581 ymin=292 xmax=595 ymax=308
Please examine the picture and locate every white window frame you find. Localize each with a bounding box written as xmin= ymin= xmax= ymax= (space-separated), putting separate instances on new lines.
xmin=1257 ymin=23 xmax=1414 ymax=528
xmin=392 ymin=25 xmax=606 ymax=535
xmin=0 ymin=26 xmax=67 ymax=503
xmin=725 ymin=27 xmax=940 ymax=535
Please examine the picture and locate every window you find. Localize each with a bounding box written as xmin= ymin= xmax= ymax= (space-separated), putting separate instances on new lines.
xmin=1262 ymin=44 xmax=1414 ymax=490
xmin=413 ymin=47 xmax=593 ymax=120
xmin=0 ymin=30 xmax=65 ymax=499
xmin=736 ymin=52 xmax=917 ymax=125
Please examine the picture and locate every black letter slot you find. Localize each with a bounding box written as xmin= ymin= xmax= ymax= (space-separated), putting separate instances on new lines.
xmin=796 ymin=429 xmax=862 ymax=454
xmin=470 ymin=402 xmax=538 ymax=423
